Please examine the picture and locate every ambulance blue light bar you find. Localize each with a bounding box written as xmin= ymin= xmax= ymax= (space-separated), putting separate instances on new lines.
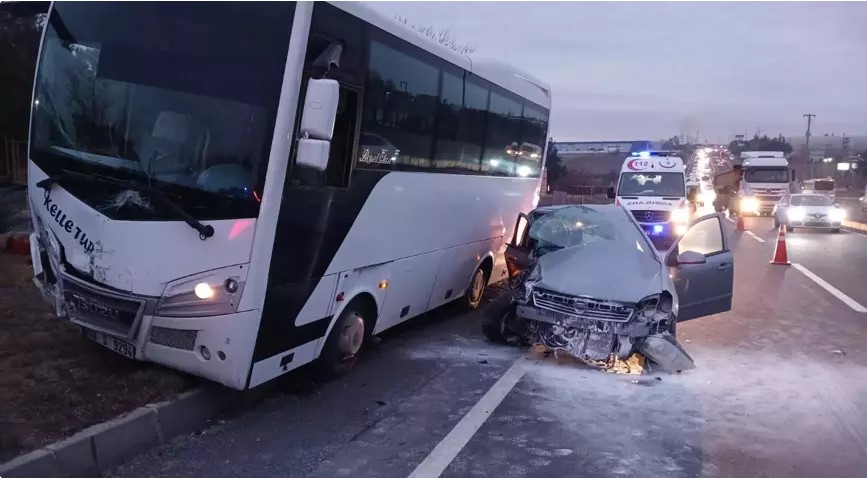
xmin=630 ymin=150 xmax=679 ymax=158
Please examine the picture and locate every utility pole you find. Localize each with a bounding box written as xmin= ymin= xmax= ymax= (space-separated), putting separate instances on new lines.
xmin=803 ymin=113 xmax=816 ymax=178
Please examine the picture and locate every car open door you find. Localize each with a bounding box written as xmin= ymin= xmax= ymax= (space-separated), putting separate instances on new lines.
xmin=504 ymin=213 xmax=531 ymax=282
xmin=667 ymin=212 xmax=734 ymax=322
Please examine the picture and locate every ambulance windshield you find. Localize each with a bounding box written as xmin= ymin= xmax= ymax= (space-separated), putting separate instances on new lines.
xmin=617 ymin=172 xmax=685 ymax=197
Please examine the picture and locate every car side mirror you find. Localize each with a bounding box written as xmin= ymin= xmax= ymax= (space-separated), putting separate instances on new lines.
xmin=676 ymin=250 xmax=707 ymax=265
xmin=296 ymin=79 xmax=339 ymax=171
xmin=606 ymin=187 xmax=615 ymax=199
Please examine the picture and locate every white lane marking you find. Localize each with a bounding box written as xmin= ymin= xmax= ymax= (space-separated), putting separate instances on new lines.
xmin=410 ymin=357 xmax=529 ymax=478
xmin=745 ymin=230 xmax=766 ymax=243
xmin=792 ymin=263 xmax=867 ymax=313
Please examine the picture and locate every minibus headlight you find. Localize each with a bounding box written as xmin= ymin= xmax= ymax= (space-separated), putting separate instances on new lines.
xmin=157 ymin=264 xmax=249 ymax=317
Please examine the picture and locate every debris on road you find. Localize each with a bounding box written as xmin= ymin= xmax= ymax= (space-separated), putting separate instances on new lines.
xmin=635 ymin=334 xmax=696 ymax=373
xmin=831 ymin=349 xmax=847 ymax=356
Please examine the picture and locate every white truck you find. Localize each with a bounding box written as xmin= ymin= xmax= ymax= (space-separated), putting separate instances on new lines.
xmin=713 ymin=151 xmax=791 ymax=216
xmin=607 ymin=152 xmax=691 ymax=247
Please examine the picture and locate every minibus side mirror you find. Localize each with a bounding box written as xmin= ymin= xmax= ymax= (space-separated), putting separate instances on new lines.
xmin=297 ymin=78 xmax=339 ymax=171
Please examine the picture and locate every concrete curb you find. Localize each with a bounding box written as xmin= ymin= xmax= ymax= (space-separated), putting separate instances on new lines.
xmin=843 ymin=219 xmax=867 ymax=233
xmin=0 ymin=385 xmax=228 ymax=477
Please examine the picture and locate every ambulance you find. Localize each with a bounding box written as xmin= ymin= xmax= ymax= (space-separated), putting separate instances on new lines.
xmin=608 ymin=151 xmax=690 ymax=244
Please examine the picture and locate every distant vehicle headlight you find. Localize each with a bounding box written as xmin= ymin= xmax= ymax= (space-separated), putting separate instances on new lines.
xmin=740 ymin=197 xmax=760 ymax=213
xmin=787 ymin=207 xmax=806 ymax=222
xmin=698 ymin=191 xmax=716 ymax=204
xmin=670 ymin=208 xmax=690 ymax=224
xmin=830 ymin=208 xmax=846 ymax=222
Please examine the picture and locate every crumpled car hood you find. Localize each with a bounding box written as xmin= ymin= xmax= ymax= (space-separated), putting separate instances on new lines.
xmin=532 ymin=242 xmax=664 ymax=302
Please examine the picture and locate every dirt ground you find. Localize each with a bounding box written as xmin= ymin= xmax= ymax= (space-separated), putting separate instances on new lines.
xmin=0 ymin=249 xmax=194 ymax=463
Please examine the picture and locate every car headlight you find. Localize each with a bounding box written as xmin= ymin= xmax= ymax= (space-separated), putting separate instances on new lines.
xmin=787 ymin=207 xmax=806 ymax=222
xmin=670 ymin=208 xmax=690 ymax=224
xmin=156 ymin=264 xmax=248 ymax=317
xmin=830 ymin=208 xmax=846 ymax=222
xmin=635 ymin=292 xmax=675 ymax=324
xmin=740 ymin=197 xmax=760 ymax=212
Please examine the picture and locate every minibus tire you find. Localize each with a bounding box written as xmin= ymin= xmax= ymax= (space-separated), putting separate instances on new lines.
xmin=463 ymin=268 xmax=486 ymax=310
xmin=314 ymin=301 xmax=368 ymax=380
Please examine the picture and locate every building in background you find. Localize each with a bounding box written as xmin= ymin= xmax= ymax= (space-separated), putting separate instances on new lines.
xmin=0 ymin=1 xmax=49 ymax=185
xmin=551 ymin=140 xmax=660 ymax=192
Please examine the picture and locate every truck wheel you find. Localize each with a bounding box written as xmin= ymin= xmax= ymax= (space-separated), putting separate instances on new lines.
xmin=314 ymin=301 xmax=369 ymax=380
xmin=786 ymin=225 xmax=794 ymax=232
xmin=773 ymin=218 xmax=780 ymax=228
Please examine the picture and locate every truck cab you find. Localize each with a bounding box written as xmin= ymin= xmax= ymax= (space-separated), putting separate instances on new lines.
xmin=608 ymin=151 xmax=689 ymax=248
xmin=737 ymin=151 xmax=791 ymax=216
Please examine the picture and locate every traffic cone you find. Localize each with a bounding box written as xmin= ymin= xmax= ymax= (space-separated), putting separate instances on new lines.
xmin=770 ymin=224 xmax=790 ymax=265
xmin=735 ymin=214 xmax=745 ymax=231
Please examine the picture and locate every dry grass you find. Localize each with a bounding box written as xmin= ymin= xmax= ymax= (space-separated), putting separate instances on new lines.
xmin=0 ymin=251 xmax=193 ymax=462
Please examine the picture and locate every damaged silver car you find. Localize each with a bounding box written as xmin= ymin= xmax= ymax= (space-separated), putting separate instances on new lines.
xmin=483 ymin=204 xmax=733 ymax=372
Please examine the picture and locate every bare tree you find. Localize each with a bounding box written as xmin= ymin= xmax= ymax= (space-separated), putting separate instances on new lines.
xmin=394 ymin=14 xmax=476 ymax=56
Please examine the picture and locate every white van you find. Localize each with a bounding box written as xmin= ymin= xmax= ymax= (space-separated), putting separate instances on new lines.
xmin=801 ymin=178 xmax=835 ymax=199
xmin=608 ymin=152 xmax=690 ymax=244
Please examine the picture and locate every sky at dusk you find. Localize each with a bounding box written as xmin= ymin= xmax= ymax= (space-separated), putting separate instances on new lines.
xmin=369 ymin=2 xmax=867 ymax=143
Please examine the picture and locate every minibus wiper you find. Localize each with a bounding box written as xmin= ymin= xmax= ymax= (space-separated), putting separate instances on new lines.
xmin=36 ymin=170 xmax=215 ymax=240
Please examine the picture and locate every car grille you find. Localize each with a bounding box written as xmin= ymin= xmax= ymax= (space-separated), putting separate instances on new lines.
xmin=62 ymin=278 xmax=144 ymax=338
xmin=149 ymin=326 xmax=198 ymax=351
xmin=629 ymin=210 xmax=669 ymax=223
xmin=532 ymin=289 xmax=633 ymax=322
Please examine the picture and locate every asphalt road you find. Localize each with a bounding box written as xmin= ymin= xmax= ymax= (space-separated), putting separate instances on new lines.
xmin=112 ymin=219 xmax=867 ymax=477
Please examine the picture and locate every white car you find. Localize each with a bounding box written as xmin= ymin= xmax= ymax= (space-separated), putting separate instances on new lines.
xmin=773 ymin=194 xmax=845 ymax=233
xmin=484 ymin=204 xmax=734 ymax=370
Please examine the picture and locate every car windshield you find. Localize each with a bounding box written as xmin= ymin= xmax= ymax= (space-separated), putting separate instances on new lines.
xmin=29 ymin=2 xmax=294 ymax=217
xmin=528 ymin=205 xmax=653 ymax=256
xmin=617 ymin=172 xmax=685 ymax=197
xmin=743 ymin=167 xmax=788 ymax=183
xmin=791 ymin=195 xmax=833 ymax=207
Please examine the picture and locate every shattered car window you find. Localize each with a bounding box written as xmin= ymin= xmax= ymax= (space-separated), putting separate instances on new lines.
xmin=678 ymin=216 xmax=723 ymax=255
xmin=527 ymin=205 xmax=650 ymax=256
